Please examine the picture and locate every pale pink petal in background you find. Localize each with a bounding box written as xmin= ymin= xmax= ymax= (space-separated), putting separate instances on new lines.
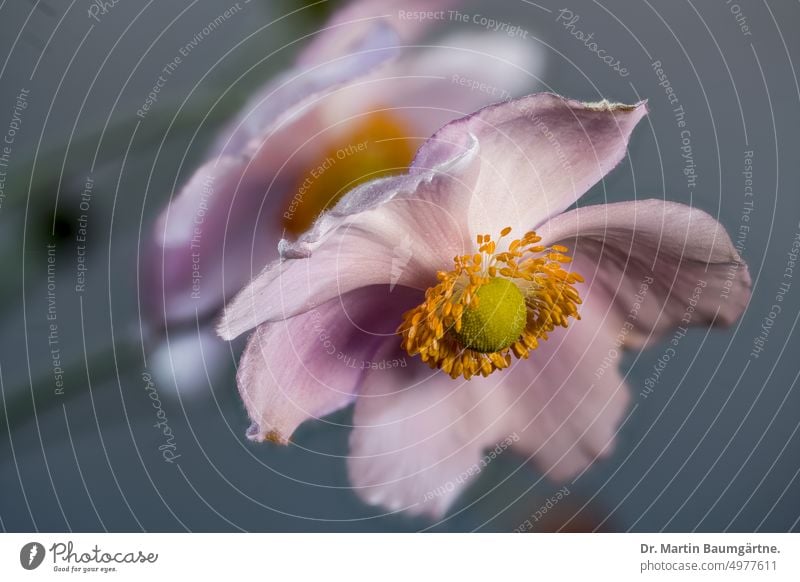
xmin=348 ymin=357 xmax=521 ymax=518
xmin=147 ymin=22 xmax=401 ymax=326
xmin=238 ymin=285 xmax=421 ymax=444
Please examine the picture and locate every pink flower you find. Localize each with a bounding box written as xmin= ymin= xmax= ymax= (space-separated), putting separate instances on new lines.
xmin=218 ymin=93 xmax=750 ymax=518
xmin=146 ymin=0 xmax=541 ymax=327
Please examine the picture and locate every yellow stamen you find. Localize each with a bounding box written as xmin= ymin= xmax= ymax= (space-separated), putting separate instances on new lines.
xmin=398 ymin=227 xmax=584 ymax=380
xmin=283 ymin=110 xmax=416 ymax=236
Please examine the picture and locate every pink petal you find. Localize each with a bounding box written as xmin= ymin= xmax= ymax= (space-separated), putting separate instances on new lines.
xmin=346 ymin=198 xmax=750 ymax=513
xmin=425 ymin=94 xmax=647 ymax=237
xmin=348 ymin=358 xmax=523 ymax=518
xmin=238 ymin=285 xmax=421 ymax=444
xmin=347 ymin=302 xmax=631 ymax=517
xmin=217 ymin=134 xmax=480 ymax=339
xmin=319 ymin=31 xmax=544 ymax=139
xmin=539 ymin=199 xmax=751 ymax=348
xmin=298 ymin=0 xmax=462 ymax=66
xmin=508 ymin=301 xmax=631 ymax=481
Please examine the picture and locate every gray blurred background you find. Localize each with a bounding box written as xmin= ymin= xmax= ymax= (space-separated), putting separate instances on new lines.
xmin=1 ymin=0 xmax=798 ymax=532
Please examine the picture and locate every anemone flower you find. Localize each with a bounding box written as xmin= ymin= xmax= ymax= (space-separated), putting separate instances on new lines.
xmin=147 ymin=0 xmax=541 ymax=328
xmin=217 ymin=93 xmax=750 ymax=518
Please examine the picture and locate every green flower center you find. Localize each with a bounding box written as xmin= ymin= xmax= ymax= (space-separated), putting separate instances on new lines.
xmin=454 ymin=277 xmax=527 ymax=353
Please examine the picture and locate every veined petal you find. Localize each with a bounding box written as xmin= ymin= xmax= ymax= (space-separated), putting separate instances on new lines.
xmin=538 ymin=199 xmax=751 ymax=347
xmin=422 ymin=93 xmax=647 ymax=237
xmin=218 ymin=133 xmax=479 ymax=340
xmin=238 ymin=285 xmax=420 ymax=444
xmin=348 ymin=357 xmax=522 ymax=518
